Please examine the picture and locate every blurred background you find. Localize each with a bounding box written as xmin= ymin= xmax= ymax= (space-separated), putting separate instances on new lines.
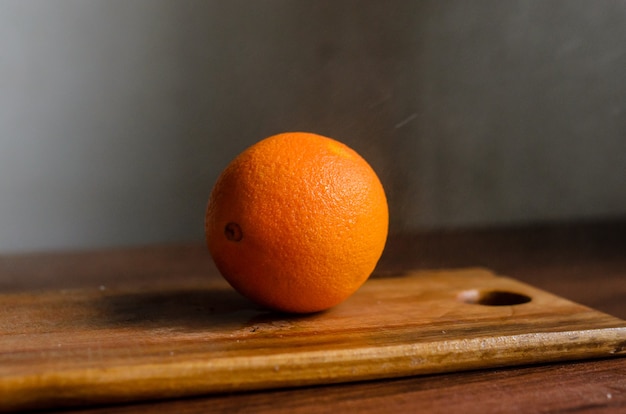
xmin=1 ymin=0 xmax=624 ymax=253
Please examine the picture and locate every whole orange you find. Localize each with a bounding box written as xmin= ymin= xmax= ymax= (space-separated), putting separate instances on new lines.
xmin=205 ymin=132 xmax=388 ymax=313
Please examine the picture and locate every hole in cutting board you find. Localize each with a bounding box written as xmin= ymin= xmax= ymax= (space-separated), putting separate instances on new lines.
xmin=458 ymin=289 xmax=532 ymax=306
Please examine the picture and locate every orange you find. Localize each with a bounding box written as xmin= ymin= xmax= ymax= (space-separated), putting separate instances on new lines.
xmin=205 ymin=132 xmax=388 ymax=313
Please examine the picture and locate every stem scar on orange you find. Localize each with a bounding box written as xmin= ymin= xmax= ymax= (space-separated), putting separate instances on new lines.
xmin=205 ymin=132 xmax=389 ymax=313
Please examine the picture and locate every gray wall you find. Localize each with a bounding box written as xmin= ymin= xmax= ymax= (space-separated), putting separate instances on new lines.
xmin=1 ymin=0 xmax=625 ymax=252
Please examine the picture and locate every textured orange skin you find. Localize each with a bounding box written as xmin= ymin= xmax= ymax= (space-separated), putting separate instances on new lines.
xmin=205 ymin=132 xmax=389 ymax=313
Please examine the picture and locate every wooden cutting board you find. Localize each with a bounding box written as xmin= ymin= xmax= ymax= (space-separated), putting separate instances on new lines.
xmin=1 ymin=268 xmax=625 ymax=411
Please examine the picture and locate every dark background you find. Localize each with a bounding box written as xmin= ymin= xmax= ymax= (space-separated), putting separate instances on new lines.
xmin=1 ymin=0 xmax=624 ymax=252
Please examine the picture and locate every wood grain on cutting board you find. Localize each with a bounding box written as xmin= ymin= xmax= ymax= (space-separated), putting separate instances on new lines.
xmin=1 ymin=268 xmax=625 ymax=411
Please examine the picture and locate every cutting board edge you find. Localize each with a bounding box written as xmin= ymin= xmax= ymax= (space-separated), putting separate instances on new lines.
xmin=2 ymin=326 xmax=625 ymax=412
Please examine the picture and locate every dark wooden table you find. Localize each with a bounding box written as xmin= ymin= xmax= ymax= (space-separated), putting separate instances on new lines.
xmin=1 ymin=220 xmax=625 ymax=413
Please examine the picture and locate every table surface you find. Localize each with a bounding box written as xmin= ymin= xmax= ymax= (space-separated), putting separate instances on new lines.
xmin=1 ymin=220 xmax=625 ymax=413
